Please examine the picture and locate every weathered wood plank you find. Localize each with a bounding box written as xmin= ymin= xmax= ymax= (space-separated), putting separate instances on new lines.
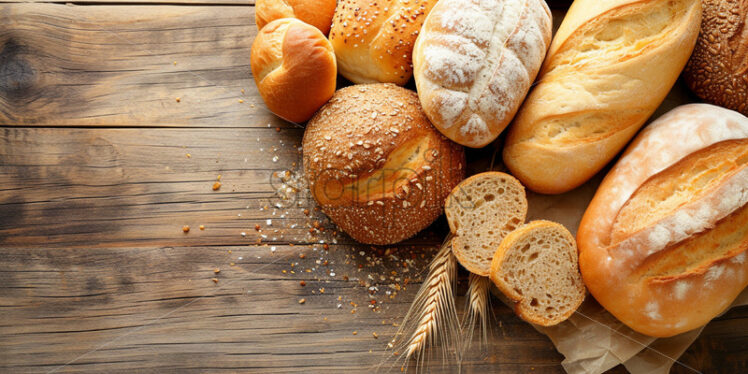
xmin=0 ymin=245 xmax=573 ymax=373
xmin=0 ymin=4 xmax=281 ymax=128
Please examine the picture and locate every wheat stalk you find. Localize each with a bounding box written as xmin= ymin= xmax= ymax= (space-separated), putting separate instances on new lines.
xmin=462 ymin=273 xmax=491 ymax=352
xmin=388 ymin=235 xmax=461 ymax=370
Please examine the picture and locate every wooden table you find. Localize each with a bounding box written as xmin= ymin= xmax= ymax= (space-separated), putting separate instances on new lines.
xmin=0 ymin=1 xmax=746 ymax=373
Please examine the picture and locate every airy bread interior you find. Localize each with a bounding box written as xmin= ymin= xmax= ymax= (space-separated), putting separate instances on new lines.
xmin=491 ymin=221 xmax=586 ymax=326
xmin=445 ymin=172 xmax=527 ymax=276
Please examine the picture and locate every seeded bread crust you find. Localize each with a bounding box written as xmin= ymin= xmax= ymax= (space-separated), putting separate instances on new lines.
xmin=303 ymin=84 xmax=465 ymax=245
xmin=578 ymin=104 xmax=748 ymax=337
xmin=490 ymin=220 xmax=586 ymax=326
xmin=445 ymin=172 xmax=528 ymax=276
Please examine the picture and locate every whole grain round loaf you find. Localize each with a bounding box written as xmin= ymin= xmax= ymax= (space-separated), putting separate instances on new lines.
xmin=303 ymin=84 xmax=465 ymax=245
xmin=684 ymin=0 xmax=748 ymax=115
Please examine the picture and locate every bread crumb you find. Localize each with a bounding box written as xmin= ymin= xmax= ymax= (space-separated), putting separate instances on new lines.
xmin=213 ymin=268 xmax=220 ymax=274
xmin=182 ymin=225 xmax=190 ymax=233
xmin=300 ymin=280 xmax=306 ymax=287
xmin=176 ymin=97 xmax=181 ymax=103
xmin=199 ymin=225 xmax=205 ymax=230
xmin=211 ymin=278 xmax=218 ymax=283
xmin=298 ymin=298 xmax=306 ymax=304
xmin=212 ymin=182 xmax=221 ymax=191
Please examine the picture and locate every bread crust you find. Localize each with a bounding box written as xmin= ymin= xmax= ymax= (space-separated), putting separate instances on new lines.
xmin=503 ymin=0 xmax=702 ymax=194
xmin=329 ymin=0 xmax=438 ymax=85
xmin=250 ymin=18 xmax=337 ymax=123
xmin=412 ymin=0 xmax=552 ymax=148
xmin=490 ymin=220 xmax=585 ymax=326
xmin=255 ymin=0 xmax=338 ymax=35
xmin=684 ymin=0 xmax=748 ymax=115
xmin=303 ymin=84 xmax=465 ymax=245
xmin=577 ymin=104 xmax=748 ymax=337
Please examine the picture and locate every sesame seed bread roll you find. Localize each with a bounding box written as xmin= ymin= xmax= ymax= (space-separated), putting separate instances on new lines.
xmin=329 ymin=0 xmax=438 ymax=85
xmin=303 ymin=84 xmax=465 ymax=245
xmin=250 ymin=18 xmax=337 ymax=123
xmin=577 ymin=104 xmax=748 ymax=337
xmin=412 ymin=0 xmax=553 ymax=148
xmin=684 ymin=0 xmax=748 ymax=115
xmin=503 ymin=0 xmax=702 ymax=194
xmin=255 ymin=0 xmax=338 ymax=35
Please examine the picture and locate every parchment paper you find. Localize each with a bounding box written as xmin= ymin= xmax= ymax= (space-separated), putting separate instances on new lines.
xmin=512 ymin=172 xmax=748 ymax=374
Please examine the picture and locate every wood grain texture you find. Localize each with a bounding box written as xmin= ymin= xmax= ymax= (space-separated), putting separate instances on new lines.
xmin=0 ymin=245 xmax=570 ymax=373
xmin=0 ymin=3 xmax=276 ymax=128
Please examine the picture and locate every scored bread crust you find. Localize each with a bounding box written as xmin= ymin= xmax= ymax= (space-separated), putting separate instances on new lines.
xmin=684 ymin=0 xmax=748 ymax=115
xmin=412 ymin=0 xmax=552 ymax=148
xmin=490 ymin=220 xmax=585 ymax=326
xmin=445 ymin=172 xmax=528 ymax=276
xmin=303 ymin=84 xmax=465 ymax=245
xmin=577 ymin=104 xmax=748 ymax=337
xmin=503 ymin=0 xmax=702 ymax=194
xmin=329 ymin=0 xmax=438 ymax=85
xmin=250 ymin=18 xmax=337 ymax=123
xmin=254 ymin=0 xmax=338 ymax=35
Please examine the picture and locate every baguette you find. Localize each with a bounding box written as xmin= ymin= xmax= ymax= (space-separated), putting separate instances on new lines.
xmin=577 ymin=104 xmax=748 ymax=337
xmin=503 ymin=0 xmax=702 ymax=194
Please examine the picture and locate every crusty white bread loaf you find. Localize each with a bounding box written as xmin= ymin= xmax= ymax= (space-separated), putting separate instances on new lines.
xmin=412 ymin=0 xmax=553 ymax=148
xmin=490 ymin=220 xmax=586 ymax=326
xmin=329 ymin=0 xmax=438 ymax=85
xmin=445 ymin=172 xmax=528 ymax=276
xmin=303 ymin=84 xmax=465 ymax=245
xmin=255 ymin=0 xmax=338 ymax=35
xmin=503 ymin=0 xmax=702 ymax=194
xmin=684 ymin=0 xmax=748 ymax=115
xmin=577 ymin=104 xmax=748 ymax=337
xmin=250 ymin=18 xmax=337 ymax=123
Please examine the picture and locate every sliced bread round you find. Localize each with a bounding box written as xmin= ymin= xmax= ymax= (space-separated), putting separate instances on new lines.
xmin=490 ymin=220 xmax=586 ymax=326
xmin=444 ymin=172 xmax=528 ymax=276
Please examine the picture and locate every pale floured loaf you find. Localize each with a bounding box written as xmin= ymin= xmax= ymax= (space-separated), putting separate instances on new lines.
xmin=412 ymin=0 xmax=552 ymax=148
xmin=444 ymin=172 xmax=528 ymax=276
xmin=578 ymin=104 xmax=748 ymax=337
xmin=503 ymin=0 xmax=702 ymax=194
xmin=329 ymin=0 xmax=438 ymax=85
xmin=490 ymin=220 xmax=586 ymax=326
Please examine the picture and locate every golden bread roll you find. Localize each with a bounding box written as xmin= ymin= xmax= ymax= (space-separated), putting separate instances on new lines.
xmin=413 ymin=0 xmax=553 ymax=148
xmin=329 ymin=0 xmax=438 ymax=85
xmin=255 ymin=0 xmax=338 ymax=35
xmin=251 ymin=18 xmax=337 ymax=123
xmin=303 ymin=84 xmax=465 ymax=245
xmin=503 ymin=0 xmax=702 ymax=194
xmin=577 ymin=104 xmax=748 ymax=337
xmin=684 ymin=0 xmax=748 ymax=115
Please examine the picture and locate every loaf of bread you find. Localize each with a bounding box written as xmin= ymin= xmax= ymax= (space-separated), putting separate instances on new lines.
xmin=503 ymin=0 xmax=702 ymax=194
xmin=250 ymin=18 xmax=337 ymax=123
xmin=255 ymin=0 xmax=338 ymax=35
xmin=444 ymin=172 xmax=527 ymax=276
xmin=491 ymin=220 xmax=585 ymax=326
xmin=684 ymin=0 xmax=748 ymax=115
xmin=412 ymin=0 xmax=552 ymax=148
xmin=577 ymin=104 xmax=748 ymax=337
xmin=303 ymin=84 xmax=465 ymax=245
xmin=329 ymin=0 xmax=437 ymax=85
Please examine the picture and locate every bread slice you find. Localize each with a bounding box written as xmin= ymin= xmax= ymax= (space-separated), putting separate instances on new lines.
xmin=490 ymin=220 xmax=585 ymax=326
xmin=444 ymin=172 xmax=528 ymax=276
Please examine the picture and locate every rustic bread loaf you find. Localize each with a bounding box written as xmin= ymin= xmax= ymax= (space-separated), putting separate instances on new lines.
xmin=412 ymin=0 xmax=552 ymax=148
xmin=329 ymin=0 xmax=438 ymax=85
xmin=255 ymin=0 xmax=338 ymax=35
xmin=490 ymin=220 xmax=586 ymax=326
xmin=444 ymin=172 xmax=527 ymax=276
xmin=684 ymin=0 xmax=748 ymax=115
xmin=303 ymin=84 xmax=465 ymax=245
xmin=577 ymin=104 xmax=748 ymax=337
xmin=250 ymin=18 xmax=337 ymax=123
xmin=503 ymin=0 xmax=702 ymax=194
